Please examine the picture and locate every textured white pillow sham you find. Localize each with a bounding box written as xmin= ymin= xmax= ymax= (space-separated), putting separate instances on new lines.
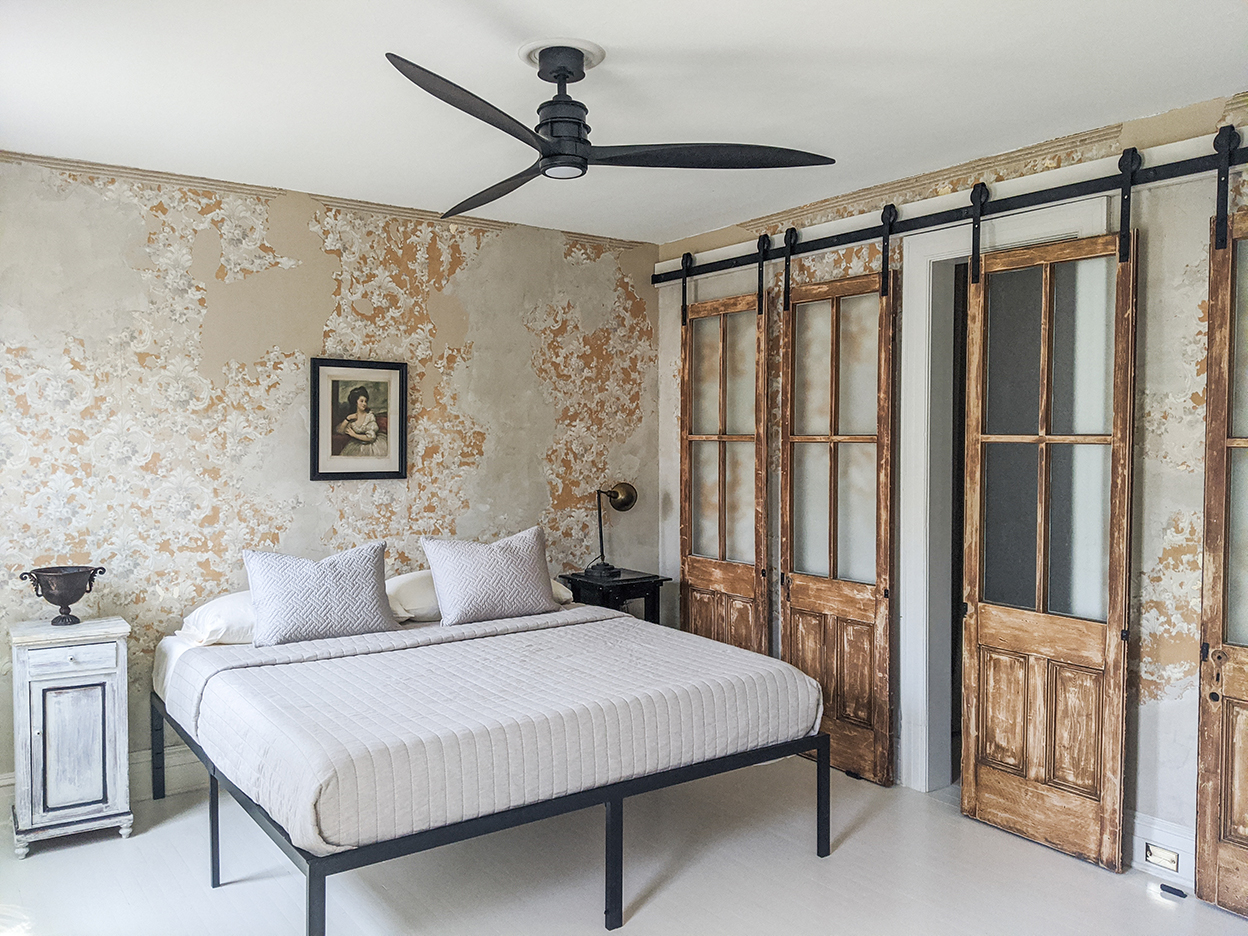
xmin=244 ymin=541 xmax=397 ymax=647
xmin=386 ymin=568 xmax=573 ymax=623
xmin=420 ymin=526 xmax=560 ymax=626
xmin=176 ymin=591 xmax=257 ymax=646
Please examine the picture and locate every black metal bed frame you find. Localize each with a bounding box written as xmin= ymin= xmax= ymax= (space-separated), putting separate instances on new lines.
xmin=150 ymin=692 xmax=831 ymax=936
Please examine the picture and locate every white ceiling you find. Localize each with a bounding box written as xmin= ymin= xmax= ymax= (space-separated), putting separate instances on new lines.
xmin=3 ymin=1 xmax=1247 ymax=244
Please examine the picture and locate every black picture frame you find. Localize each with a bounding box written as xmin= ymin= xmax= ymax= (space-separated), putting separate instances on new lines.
xmin=309 ymin=357 xmax=407 ymax=481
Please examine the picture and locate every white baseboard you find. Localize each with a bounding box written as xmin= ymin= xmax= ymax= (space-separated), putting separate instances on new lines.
xmin=1124 ymin=809 xmax=1197 ymax=892
xmin=0 ymin=745 xmax=210 ymax=821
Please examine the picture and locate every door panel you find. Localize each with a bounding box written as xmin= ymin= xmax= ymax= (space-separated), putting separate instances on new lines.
xmin=962 ymin=232 xmax=1135 ymax=871
xmin=687 ymin=587 xmax=719 ymax=642
xmin=979 ymin=648 xmax=1028 ymax=773
xmin=1046 ymin=663 xmax=1102 ymax=798
xmin=781 ymin=272 xmax=895 ymax=784
xmin=1198 ymin=211 xmax=1248 ymax=914
xmin=681 ymin=293 xmax=768 ymax=653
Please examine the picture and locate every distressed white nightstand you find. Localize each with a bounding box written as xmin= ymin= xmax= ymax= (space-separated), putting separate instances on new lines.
xmin=9 ymin=616 xmax=132 ymax=857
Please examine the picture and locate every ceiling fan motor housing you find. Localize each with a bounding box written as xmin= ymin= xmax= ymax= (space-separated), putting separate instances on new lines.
xmin=535 ymin=86 xmax=591 ymax=179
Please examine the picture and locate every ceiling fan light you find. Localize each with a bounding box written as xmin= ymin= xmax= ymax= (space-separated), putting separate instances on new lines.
xmin=543 ymin=163 xmax=586 ymax=179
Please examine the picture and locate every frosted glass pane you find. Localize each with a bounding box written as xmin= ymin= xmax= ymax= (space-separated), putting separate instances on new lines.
xmin=985 ymin=267 xmax=1042 ymax=435
xmin=1052 ymin=256 xmax=1115 ymax=436
xmin=724 ymin=311 xmax=756 ymax=436
xmin=792 ymin=442 xmax=830 ymax=577
xmin=691 ymin=441 xmax=719 ymax=558
xmin=691 ymin=316 xmax=720 ymax=435
xmin=836 ymin=442 xmax=876 ymax=584
xmin=794 ymin=300 xmax=832 ymax=436
xmin=724 ymin=442 xmax=755 ymax=563
xmin=982 ymin=442 xmax=1038 ymax=610
xmin=1047 ymin=444 xmax=1110 ymax=621
xmin=837 ymin=293 xmax=879 ymax=435
xmin=1228 ymin=449 xmax=1248 ymax=645
xmin=1233 ymin=241 xmax=1248 ymax=436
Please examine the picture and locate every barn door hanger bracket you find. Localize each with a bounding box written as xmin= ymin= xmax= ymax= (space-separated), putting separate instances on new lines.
xmin=1118 ymin=148 xmax=1142 ymax=263
xmin=783 ymin=227 xmax=798 ymax=312
xmin=969 ymin=183 xmax=990 ymax=284
xmin=756 ymin=234 xmax=771 ymax=316
xmin=1215 ymin=125 xmax=1241 ymax=250
xmin=680 ymin=251 xmax=694 ymax=326
xmin=880 ymin=204 xmax=898 ymax=297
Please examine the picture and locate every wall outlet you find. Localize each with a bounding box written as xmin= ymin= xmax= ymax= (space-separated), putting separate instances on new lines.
xmin=1145 ymin=842 xmax=1180 ymax=873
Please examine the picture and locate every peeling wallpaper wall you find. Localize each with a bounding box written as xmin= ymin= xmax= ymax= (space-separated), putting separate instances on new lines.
xmin=657 ymin=158 xmax=1246 ymax=838
xmin=0 ymin=157 xmax=660 ymax=778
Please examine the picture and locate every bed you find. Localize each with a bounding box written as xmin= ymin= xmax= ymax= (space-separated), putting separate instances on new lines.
xmin=150 ymin=604 xmax=831 ymax=935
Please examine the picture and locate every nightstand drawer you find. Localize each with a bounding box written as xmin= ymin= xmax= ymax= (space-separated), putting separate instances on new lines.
xmin=27 ymin=642 xmax=116 ymax=676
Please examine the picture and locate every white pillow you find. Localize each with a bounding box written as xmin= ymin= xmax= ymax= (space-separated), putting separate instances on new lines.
xmin=421 ymin=526 xmax=560 ymax=626
xmin=176 ymin=591 xmax=256 ymax=646
xmin=386 ymin=569 xmax=574 ymax=623
xmin=385 ymin=570 xmax=441 ymax=622
xmin=244 ymin=541 xmax=397 ymax=647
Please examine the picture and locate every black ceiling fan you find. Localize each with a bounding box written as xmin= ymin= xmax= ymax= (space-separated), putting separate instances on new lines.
xmin=385 ymin=45 xmax=835 ymax=219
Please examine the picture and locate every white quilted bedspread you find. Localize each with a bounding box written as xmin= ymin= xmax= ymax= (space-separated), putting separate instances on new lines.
xmin=161 ymin=605 xmax=822 ymax=856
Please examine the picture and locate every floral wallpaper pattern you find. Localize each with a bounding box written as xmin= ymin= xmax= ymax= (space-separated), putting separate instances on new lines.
xmin=0 ymin=158 xmax=658 ymax=772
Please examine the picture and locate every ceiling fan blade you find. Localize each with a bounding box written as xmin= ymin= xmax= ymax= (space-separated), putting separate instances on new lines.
xmin=589 ymin=143 xmax=834 ymax=169
xmin=442 ymin=162 xmax=543 ymax=219
xmin=386 ymin=53 xmax=549 ymax=155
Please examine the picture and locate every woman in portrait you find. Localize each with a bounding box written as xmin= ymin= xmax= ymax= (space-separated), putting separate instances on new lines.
xmin=335 ymin=385 xmax=389 ymax=457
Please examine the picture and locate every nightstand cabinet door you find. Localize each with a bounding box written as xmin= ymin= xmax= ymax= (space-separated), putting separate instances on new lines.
xmin=29 ymin=677 xmax=120 ymax=824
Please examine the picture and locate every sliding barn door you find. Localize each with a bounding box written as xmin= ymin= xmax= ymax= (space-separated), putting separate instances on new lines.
xmin=962 ymin=233 xmax=1136 ymax=870
xmin=780 ymin=272 xmax=895 ymax=784
xmin=680 ymin=293 xmax=768 ymax=654
xmin=1197 ymin=210 xmax=1248 ymax=914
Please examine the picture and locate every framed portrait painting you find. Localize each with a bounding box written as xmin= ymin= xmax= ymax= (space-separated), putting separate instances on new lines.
xmin=310 ymin=357 xmax=407 ymax=480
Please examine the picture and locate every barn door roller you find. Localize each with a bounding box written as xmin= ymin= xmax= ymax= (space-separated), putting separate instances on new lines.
xmin=880 ymin=204 xmax=898 ymax=297
xmin=1118 ymin=148 xmax=1142 ymax=263
xmin=1215 ymin=125 xmax=1241 ymax=251
xmin=969 ymin=182 xmax=990 ymax=285
xmin=756 ymin=233 xmax=771 ymax=315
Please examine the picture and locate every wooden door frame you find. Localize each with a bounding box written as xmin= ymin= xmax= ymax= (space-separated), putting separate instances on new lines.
xmin=961 ymin=231 xmax=1137 ymax=870
xmin=780 ymin=271 xmax=896 ymax=784
xmin=679 ymin=292 xmax=769 ymax=650
xmin=1197 ymin=209 xmax=1248 ymax=907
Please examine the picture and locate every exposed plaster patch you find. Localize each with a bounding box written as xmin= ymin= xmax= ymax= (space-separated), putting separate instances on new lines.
xmin=1132 ymin=512 xmax=1202 ymax=702
xmin=193 ymin=191 xmax=338 ymax=382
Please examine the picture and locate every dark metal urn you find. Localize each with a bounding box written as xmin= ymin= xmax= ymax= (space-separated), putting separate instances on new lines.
xmin=19 ymin=566 xmax=106 ymax=626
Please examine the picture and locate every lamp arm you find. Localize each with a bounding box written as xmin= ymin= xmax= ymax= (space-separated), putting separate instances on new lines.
xmin=595 ymin=489 xmax=607 ymax=566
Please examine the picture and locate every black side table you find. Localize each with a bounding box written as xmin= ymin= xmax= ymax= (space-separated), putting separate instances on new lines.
xmin=558 ymin=569 xmax=672 ymax=625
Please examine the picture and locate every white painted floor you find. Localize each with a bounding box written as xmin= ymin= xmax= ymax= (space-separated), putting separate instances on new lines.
xmin=2 ymin=757 xmax=1246 ymax=936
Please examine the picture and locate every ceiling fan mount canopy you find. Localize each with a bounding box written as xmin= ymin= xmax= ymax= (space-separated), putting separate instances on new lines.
xmin=536 ymin=45 xmax=588 ymax=85
xmin=384 ymin=42 xmax=835 ymax=218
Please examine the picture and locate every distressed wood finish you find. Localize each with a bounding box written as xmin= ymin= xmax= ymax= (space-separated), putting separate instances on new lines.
xmin=961 ymin=233 xmax=1135 ymax=871
xmin=1197 ymin=210 xmax=1248 ymax=915
xmin=780 ymin=271 xmax=896 ymax=784
xmin=9 ymin=616 xmax=133 ymax=858
xmin=680 ymin=292 xmax=769 ymax=655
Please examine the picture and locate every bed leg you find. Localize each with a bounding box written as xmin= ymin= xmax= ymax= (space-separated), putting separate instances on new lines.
xmin=816 ymin=733 xmax=830 ymax=858
xmin=150 ymin=695 xmax=165 ymax=800
xmin=306 ymin=865 xmax=327 ymax=936
xmin=604 ymin=796 xmax=624 ymax=930
xmin=209 ymin=773 xmax=221 ymax=888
